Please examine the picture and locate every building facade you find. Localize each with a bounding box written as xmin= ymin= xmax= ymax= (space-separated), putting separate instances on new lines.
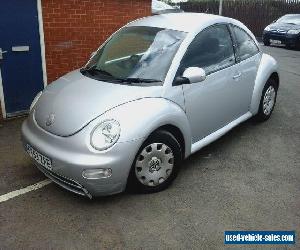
xmin=0 ymin=0 xmax=151 ymax=120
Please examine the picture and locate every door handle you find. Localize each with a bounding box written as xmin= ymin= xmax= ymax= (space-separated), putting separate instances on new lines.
xmin=233 ymin=72 xmax=242 ymax=79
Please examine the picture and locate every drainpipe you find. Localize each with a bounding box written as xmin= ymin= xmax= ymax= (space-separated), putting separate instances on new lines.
xmin=219 ymin=0 xmax=223 ymax=15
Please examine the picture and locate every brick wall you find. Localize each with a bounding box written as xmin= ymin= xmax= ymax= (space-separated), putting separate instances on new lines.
xmin=0 ymin=0 xmax=150 ymax=120
xmin=42 ymin=0 xmax=151 ymax=83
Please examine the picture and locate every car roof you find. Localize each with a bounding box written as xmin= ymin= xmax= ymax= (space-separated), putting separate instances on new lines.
xmin=126 ymin=13 xmax=238 ymax=33
xmin=282 ymin=14 xmax=300 ymax=18
xmin=283 ymin=14 xmax=300 ymax=17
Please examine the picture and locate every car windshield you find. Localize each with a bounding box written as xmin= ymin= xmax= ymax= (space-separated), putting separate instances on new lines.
xmin=276 ymin=15 xmax=300 ymax=25
xmin=82 ymin=26 xmax=186 ymax=85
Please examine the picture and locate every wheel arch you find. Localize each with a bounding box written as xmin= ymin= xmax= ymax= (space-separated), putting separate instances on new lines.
xmin=99 ymin=97 xmax=192 ymax=158
xmin=148 ymin=124 xmax=186 ymax=160
xmin=250 ymin=53 xmax=279 ymax=115
xmin=269 ymin=72 xmax=280 ymax=90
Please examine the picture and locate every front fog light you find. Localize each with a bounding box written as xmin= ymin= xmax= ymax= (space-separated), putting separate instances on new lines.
xmin=82 ymin=168 xmax=112 ymax=179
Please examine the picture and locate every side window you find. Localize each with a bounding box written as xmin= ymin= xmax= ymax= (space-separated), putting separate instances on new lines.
xmin=179 ymin=24 xmax=235 ymax=75
xmin=232 ymin=26 xmax=259 ymax=61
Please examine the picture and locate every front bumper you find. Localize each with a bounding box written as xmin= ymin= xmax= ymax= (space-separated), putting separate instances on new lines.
xmin=263 ymin=31 xmax=300 ymax=47
xmin=21 ymin=113 xmax=144 ymax=198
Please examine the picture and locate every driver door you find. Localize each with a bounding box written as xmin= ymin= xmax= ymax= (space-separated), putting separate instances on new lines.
xmin=178 ymin=24 xmax=240 ymax=143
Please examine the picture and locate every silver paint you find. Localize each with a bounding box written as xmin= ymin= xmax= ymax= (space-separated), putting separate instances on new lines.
xmin=21 ymin=13 xmax=279 ymax=197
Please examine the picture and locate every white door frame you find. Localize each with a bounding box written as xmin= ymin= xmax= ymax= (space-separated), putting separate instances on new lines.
xmin=37 ymin=0 xmax=47 ymax=88
xmin=0 ymin=70 xmax=6 ymax=118
xmin=0 ymin=0 xmax=47 ymax=119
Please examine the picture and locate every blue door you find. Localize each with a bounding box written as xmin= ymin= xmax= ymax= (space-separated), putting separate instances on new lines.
xmin=0 ymin=0 xmax=44 ymax=118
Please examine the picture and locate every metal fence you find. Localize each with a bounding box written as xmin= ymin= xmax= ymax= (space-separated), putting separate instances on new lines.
xmin=179 ymin=0 xmax=300 ymax=37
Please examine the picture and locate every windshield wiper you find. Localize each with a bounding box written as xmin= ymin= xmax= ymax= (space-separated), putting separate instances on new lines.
xmin=80 ymin=66 xmax=113 ymax=77
xmin=117 ymin=77 xmax=162 ymax=83
xmin=81 ymin=67 xmax=162 ymax=84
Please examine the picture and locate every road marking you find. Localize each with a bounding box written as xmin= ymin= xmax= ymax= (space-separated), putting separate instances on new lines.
xmin=0 ymin=179 xmax=52 ymax=203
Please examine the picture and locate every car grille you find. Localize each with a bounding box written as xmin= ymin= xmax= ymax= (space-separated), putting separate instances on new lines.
xmin=36 ymin=164 xmax=92 ymax=198
xmin=270 ymin=29 xmax=287 ymax=34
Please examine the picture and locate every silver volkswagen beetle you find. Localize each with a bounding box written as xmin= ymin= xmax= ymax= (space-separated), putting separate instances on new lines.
xmin=22 ymin=13 xmax=279 ymax=198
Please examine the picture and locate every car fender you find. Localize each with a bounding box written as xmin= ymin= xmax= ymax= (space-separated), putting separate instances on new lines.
xmin=91 ymin=97 xmax=192 ymax=158
xmin=250 ymin=53 xmax=279 ymax=115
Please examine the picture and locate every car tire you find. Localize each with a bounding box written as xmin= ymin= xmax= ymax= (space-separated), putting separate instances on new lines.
xmin=255 ymin=78 xmax=278 ymax=122
xmin=263 ymin=40 xmax=270 ymax=46
xmin=127 ymin=130 xmax=182 ymax=194
xmin=286 ymin=44 xmax=293 ymax=50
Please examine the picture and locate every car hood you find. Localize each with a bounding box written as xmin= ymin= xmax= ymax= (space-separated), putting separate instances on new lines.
xmin=34 ymin=70 xmax=162 ymax=137
xmin=268 ymin=23 xmax=300 ymax=31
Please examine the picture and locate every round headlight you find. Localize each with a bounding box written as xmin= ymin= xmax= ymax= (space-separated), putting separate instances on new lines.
xmin=90 ymin=120 xmax=121 ymax=151
xmin=264 ymin=26 xmax=271 ymax=31
xmin=30 ymin=91 xmax=42 ymax=111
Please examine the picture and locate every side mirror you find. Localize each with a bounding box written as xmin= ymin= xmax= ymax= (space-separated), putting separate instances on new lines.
xmin=173 ymin=67 xmax=206 ymax=86
xmin=183 ymin=67 xmax=206 ymax=84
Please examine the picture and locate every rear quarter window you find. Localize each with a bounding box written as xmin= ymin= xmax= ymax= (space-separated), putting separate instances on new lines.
xmin=232 ymin=25 xmax=259 ymax=61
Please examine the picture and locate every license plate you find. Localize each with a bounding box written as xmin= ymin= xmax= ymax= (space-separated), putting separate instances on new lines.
xmin=270 ymin=39 xmax=281 ymax=44
xmin=26 ymin=144 xmax=52 ymax=171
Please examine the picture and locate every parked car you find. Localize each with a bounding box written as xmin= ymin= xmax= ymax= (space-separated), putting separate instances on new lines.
xmin=22 ymin=13 xmax=279 ymax=198
xmin=263 ymin=14 xmax=300 ymax=49
xmin=152 ymin=0 xmax=183 ymax=15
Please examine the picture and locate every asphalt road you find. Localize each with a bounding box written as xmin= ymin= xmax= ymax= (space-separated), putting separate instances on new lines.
xmin=0 ymin=45 xmax=299 ymax=249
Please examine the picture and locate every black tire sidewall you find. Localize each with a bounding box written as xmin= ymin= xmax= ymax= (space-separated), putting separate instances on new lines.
xmin=127 ymin=130 xmax=182 ymax=194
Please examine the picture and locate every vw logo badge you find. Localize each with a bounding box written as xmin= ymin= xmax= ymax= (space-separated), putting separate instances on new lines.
xmin=46 ymin=113 xmax=55 ymax=126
